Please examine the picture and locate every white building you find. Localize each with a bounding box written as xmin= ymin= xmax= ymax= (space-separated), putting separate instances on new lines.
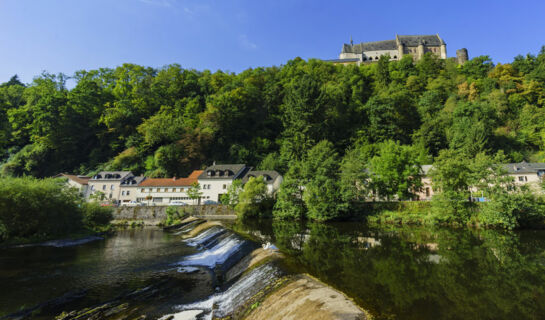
xmin=198 ymin=164 xmax=250 ymax=203
xmin=87 ymin=171 xmax=134 ymax=203
xmin=241 ymin=170 xmax=283 ymax=195
xmin=54 ymin=173 xmax=91 ymax=198
xmin=133 ymin=170 xmax=203 ymax=205
xmin=118 ymin=175 xmax=146 ymax=204
xmin=504 ymin=162 xmax=545 ymax=191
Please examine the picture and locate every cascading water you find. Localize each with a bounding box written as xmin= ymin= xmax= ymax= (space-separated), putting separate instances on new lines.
xmin=183 ymin=227 xmax=226 ymax=248
xmin=177 ymin=233 xmax=244 ymax=269
xmin=161 ymin=264 xmax=282 ymax=320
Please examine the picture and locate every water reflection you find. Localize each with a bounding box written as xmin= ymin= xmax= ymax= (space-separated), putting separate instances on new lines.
xmin=233 ymin=220 xmax=545 ymax=320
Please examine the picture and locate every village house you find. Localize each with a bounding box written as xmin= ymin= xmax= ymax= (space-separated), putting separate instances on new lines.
xmin=416 ymin=165 xmax=435 ymax=201
xmin=241 ymin=170 xmax=283 ymax=195
xmin=118 ymin=175 xmax=146 ymax=204
xmin=504 ymin=162 xmax=545 ymax=191
xmin=197 ymin=164 xmax=251 ymax=203
xmin=53 ymin=173 xmax=91 ymax=198
xmin=414 ymin=162 xmax=545 ymax=201
xmin=133 ymin=170 xmax=203 ymax=205
xmin=87 ymin=171 xmax=134 ymax=203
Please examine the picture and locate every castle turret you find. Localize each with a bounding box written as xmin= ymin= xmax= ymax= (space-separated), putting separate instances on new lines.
xmin=437 ymin=34 xmax=447 ymax=59
xmin=456 ymin=48 xmax=469 ymax=65
xmin=395 ymin=34 xmax=404 ymax=60
xmin=417 ymin=41 xmax=425 ymax=60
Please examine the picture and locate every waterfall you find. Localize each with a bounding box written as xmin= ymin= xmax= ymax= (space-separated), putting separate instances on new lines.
xmin=161 ymin=264 xmax=282 ymax=320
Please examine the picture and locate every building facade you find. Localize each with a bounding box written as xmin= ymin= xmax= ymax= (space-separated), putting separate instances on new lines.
xmin=54 ymin=173 xmax=91 ymax=198
xmin=87 ymin=171 xmax=134 ymax=203
xmin=328 ymin=34 xmax=466 ymax=65
xmin=198 ymin=164 xmax=250 ymax=203
xmin=132 ymin=170 xmax=203 ymax=205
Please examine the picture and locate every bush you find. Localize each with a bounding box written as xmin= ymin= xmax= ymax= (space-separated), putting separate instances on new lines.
xmin=0 ymin=177 xmax=84 ymax=241
xmin=82 ymin=202 xmax=113 ymax=229
xmin=164 ymin=206 xmax=187 ymax=226
xmin=0 ymin=177 xmax=113 ymax=243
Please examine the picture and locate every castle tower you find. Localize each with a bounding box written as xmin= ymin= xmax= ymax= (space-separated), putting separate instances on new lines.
xmin=456 ymin=48 xmax=469 ymax=65
xmin=437 ymin=34 xmax=447 ymax=59
xmin=417 ymin=41 xmax=425 ymax=60
xmin=395 ymin=34 xmax=404 ymax=60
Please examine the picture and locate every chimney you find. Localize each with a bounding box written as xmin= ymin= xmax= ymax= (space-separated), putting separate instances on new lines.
xmin=213 ymin=161 xmax=216 ymax=166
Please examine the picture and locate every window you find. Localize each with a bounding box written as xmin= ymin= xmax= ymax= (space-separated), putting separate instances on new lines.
xmin=127 ymin=191 xmax=130 ymax=196
xmin=91 ymin=185 xmax=95 ymax=191
xmin=181 ymin=188 xmax=185 ymax=192
xmin=102 ymin=185 xmax=106 ymax=191
xmin=110 ymin=185 xmax=114 ymax=190
xmin=223 ymin=184 xmax=227 ymax=189
xmin=122 ymin=191 xmax=125 ymax=196
xmin=172 ymin=188 xmax=176 ymax=192
xmin=518 ymin=176 xmax=528 ymax=182
xmin=141 ymin=188 xmax=144 ymax=192
xmin=164 ymin=188 xmax=168 ymax=192
xmin=425 ymin=188 xmax=430 ymax=197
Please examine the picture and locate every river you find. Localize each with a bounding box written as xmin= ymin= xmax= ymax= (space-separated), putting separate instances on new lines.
xmin=1 ymin=220 xmax=545 ymax=319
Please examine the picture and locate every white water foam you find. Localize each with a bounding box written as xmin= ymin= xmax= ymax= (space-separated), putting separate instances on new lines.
xmin=183 ymin=227 xmax=224 ymax=248
xmin=178 ymin=234 xmax=243 ymax=268
xmin=177 ymin=266 xmax=200 ymax=273
xmin=171 ymin=264 xmax=281 ymax=319
xmin=158 ymin=309 xmax=204 ymax=320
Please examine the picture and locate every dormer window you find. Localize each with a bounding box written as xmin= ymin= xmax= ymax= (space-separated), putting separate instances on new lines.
xmin=207 ymin=170 xmax=214 ymax=176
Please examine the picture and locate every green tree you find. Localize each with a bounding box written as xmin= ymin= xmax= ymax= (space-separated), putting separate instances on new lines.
xmin=221 ymin=179 xmax=243 ymax=208
xmin=368 ymin=140 xmax=423 ymax=200
xmin=301 ymin=140 xmax=346 ymax=221
xmin=235 ymin=176 xmax=270 ymax=218
xmin=187 ymin=182 xmax=203 ymax=205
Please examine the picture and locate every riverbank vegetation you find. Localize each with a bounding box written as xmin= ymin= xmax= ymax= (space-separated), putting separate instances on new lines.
xmin=0 ymin=177 xmax=113 ymax=243
xmin=2 ymin=46 xmax=545 ymax=228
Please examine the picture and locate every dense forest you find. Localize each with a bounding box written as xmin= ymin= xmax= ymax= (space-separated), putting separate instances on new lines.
xmin=1 ymin=49 xmax=545 ymax=179
xmin=2 ymin=48 xmax=545 ymax=225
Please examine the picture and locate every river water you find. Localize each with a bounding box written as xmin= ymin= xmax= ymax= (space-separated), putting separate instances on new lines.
xmin=1 ymin=221 xmax=545 ymax=319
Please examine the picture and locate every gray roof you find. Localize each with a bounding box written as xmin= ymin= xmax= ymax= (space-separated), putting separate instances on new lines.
xmin=343 ymin=40 xmax=397 ymax=53
xmin=198 ymin=164 xmax=249 ymax=180
xmin=342 ymin=34 xmax=443 ymax=54
xmin=91 ymin=171 xmax=133 ymax=181
xmin=397 ymin=34 xmax=443 ymax=47
xmin=242 ymin=170 xmax=280 ymax=184
xmin=120 ymin=176 xmax=146 ymax=186
xmin=503 ymin=162 xmax=545 ymax=174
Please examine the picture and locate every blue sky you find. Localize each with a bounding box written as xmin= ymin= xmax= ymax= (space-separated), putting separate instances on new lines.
xmin=1 ymin=0 xmax=544 ymax=84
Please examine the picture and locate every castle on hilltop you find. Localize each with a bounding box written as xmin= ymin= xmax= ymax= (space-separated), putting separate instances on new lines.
xmin=328 ymin=34 xmax=468 ymax=65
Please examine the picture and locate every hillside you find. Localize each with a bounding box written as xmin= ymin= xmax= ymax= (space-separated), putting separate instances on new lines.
xmin=1 ymin=49 xmax=545 ymax=178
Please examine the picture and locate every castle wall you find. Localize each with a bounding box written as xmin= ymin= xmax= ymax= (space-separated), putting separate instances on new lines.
xmin=362 ymin=49 xmax=399 ymax=61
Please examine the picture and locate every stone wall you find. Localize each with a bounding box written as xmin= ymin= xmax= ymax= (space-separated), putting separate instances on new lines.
xmin=114 ymin=204 xmax=236 ymax=223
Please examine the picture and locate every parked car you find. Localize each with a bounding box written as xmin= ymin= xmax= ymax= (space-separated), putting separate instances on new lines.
xmin=203 ymin=200 xmax=219 ymax=205
xmin=169 ymin=200 xmax=188 ymax=206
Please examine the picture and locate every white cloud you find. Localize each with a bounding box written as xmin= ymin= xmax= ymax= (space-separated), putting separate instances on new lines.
xmin=139 ymin=0 xmax=173 ymax=8
xmin=238 ymin=34 xmax=257 ymax=50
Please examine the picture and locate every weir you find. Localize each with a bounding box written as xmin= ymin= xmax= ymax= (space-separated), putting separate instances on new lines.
xmin=4 ymin=219 xmax=366 ymax=320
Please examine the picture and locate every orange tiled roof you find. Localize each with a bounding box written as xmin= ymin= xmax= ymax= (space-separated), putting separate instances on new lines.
xmin=139 ymin=170 xmax=203 ymax=187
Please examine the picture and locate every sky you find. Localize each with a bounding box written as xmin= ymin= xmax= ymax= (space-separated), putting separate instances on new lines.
xmin=1 ymin=0 xmax=544 ymax=84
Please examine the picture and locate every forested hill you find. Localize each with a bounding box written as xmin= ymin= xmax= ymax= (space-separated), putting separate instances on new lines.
xmin=1 ymin=48 xmax=545 ymax=178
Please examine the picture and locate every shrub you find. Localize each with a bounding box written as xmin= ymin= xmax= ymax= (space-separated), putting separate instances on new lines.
xmin=0 ymin=177 xmax=83 ymax=241
xmin=164 ymin=206 xmax=187 ymax=226
xmin=82 ymin=202 xmax=113 ymax=229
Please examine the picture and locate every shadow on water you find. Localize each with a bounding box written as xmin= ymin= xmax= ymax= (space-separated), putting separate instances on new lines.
xmin=232 ymin=219 xmax=545 ymax=320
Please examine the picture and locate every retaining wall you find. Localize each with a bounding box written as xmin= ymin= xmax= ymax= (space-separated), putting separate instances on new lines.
xmin=114 ymin=204 xmax=236 ymax=223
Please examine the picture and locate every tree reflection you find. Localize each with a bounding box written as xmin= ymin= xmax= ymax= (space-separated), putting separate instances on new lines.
xmin=235 ymin=219 xmax=545 ymax=320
